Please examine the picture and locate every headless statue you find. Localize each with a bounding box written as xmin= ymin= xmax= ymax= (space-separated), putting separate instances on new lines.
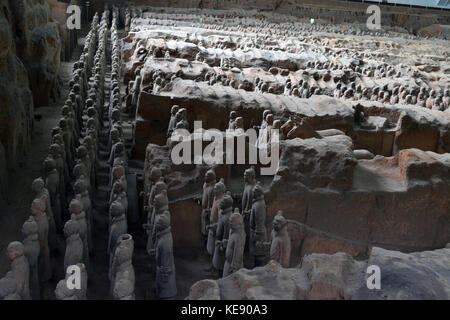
xmin=110 ymin=234 xmax=135 ymax=298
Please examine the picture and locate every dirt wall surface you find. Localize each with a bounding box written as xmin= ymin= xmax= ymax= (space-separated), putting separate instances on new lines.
xmin=0 ymin=0 xmax=63 ymax=204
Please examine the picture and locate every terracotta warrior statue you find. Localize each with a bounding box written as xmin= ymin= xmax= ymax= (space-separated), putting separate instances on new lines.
xmin=54 ymin=271 xmax=77 ymax=300
xmin=167 ymin=105 xmax=180 ymax=138
xmin=154 ymin=213 xmax=177 ymax=299
xmin=110 ymin=234 xmax=135 ymax=298
xmin=175 ymin=108 xmax=189 ymax=131
xmin=144 ymin=178 xmax=167 ymax=255
xmin=223 ymin=209 xmax=246 ymax=278
xmin=43 ymin=158 xmax=62 ymax=230
xmin=242 ymin=166 xmax=256 ymax=243
xmin=75 ymin=263 xmax=88 ymax=300
xmin=6 ymin=241 xmax=30 ymax=300
xmin=49 ymin=143 xmax=68 ymax=214
xmin=74 ymin=179 xmax=93 ymax=254
xmin=31 ymin=198 xmax=52 ymax=283
xmin=142 ymin=167 xmax=162 ymax=220
xmin=63 ymin=219 xmax=83 ymax=272
xmin=250 ymin=182 xmax=268 ymax=267
xmin=212 ymin=193 xmax=233 ymax=277
xmin=113 ymin=276 xmax=135 ymax=300
xmin=109 ymin=180 xmax=128 ymax=220
xmin=201 ymin=169 xmax=216 ymax=246
xmin=149 ymin=190 xmax=170 ymax=257
xmin=69 ymin=199 xmax=89 ymax=268
xmin=206 ymin=178 xmax=226 ymax=257
xmin=228 ymin=111 xmax=237 ymax=130
xmin=108 ymin=201 xmax=128 ymax=278
xmin=32 ymin=177 xmax=57 ymax=252
xmin=269 ymin=211 xmax=291 ymax=268
xmin=0 ymin=272 xmax=21 ymax=300
xmin=21 ymin=218 xmax=40 ymax=300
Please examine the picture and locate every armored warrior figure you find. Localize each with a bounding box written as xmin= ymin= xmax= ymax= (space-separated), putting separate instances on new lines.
xmin=167 ymin=105 xmax=180 ymax=138
xmin=228 ymin=111 xmax=237 ymax=130
xmin=32 ymin=177 xmax=57 ymax=251
xmin=63 ymin=219 xmax=83 ymax=272
xmin=223 ymin=210 xmax=246 ymax=278
xmin=69 ymin=199 xmax=89 ymax=267
xmin=0 ymin=273 xmax=21 ymax=300
xmin=242 ymin=166 xmax=256 ymax=242
xmin=155 ymin=213 xmax=177 ymax=299
xmin=49 ymin=143 xmax=69 ymax=211
xmin=144 ymin=178 xmax=167 ymax=254
xmin=212 ymin=194 xmax=233 ymax=277
xmin=201 ymin=169 xmax=216 ymax=246
xmin=149 ymin=190 xmax=170 ymax=256
xmin=175 ymin=108 xmax=189 ymax=131
xmin=75 ymin=263 xmax=88 ymax=300
xmin=142 ymin=167 xmax=162 ymax=218
xmin=250 ymin=183 xmax=268 ymax=267
xmin=31 ymin=199 xmax=52 ymax=282
xmin=55 ymin=273 xmax=77 ymax=300
xmin=206 ymin=178 xmax=226 ymax=257
xmin=109 ymin=180 xmax=128 ymax=219
xmin=108 ymin=201 xmax=128 ymax=278
xmin=269 ymin=211 xmax=291 ymax=268
xmin=74 ymin=179 xmax=93 ymax=253
xmin=6 ymin=241 xmax=30 ymax=300
xmin=21 ymin=218 xmax=40 ymax=299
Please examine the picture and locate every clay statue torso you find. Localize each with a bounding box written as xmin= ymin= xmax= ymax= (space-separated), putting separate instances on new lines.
xmin=155 ymin=228 xmax=177 ymax=298
xmin=223 ymin=228 xmax=246 ymax=277
xmin=11 ymin=255 xmax=31 ymax=300
xmin=270 ymin=231 xmax=291 ymax=268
